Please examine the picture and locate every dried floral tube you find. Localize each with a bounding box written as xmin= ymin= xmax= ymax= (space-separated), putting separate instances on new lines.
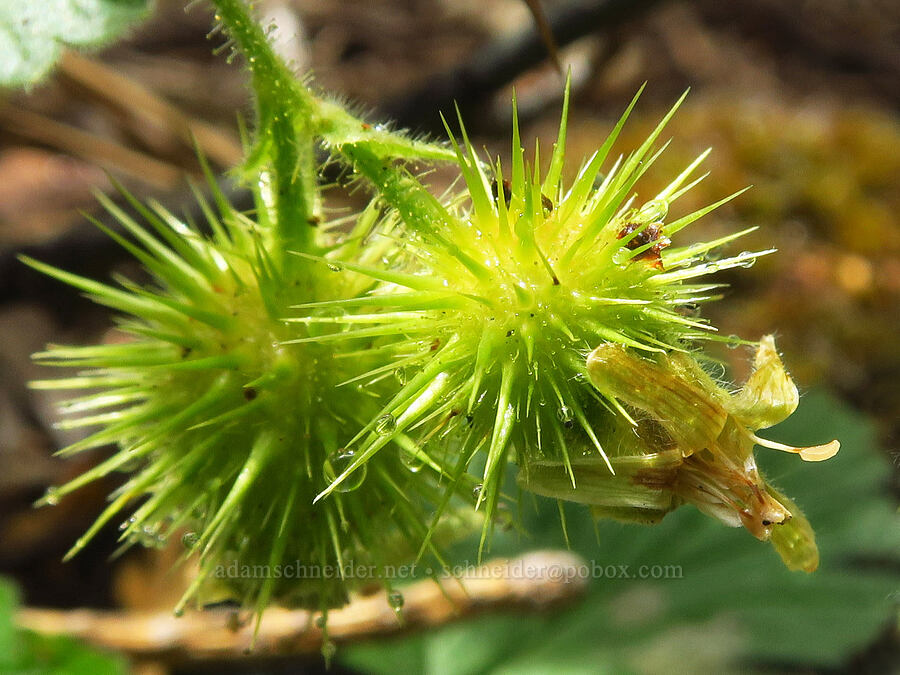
xmin=520 ymin=451 xmax=682 ymax=514
xmin=579 ymin=337 xmax=838 ymax=569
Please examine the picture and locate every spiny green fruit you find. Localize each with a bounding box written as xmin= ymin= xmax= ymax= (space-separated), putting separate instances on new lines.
xmin=23 ymin=176 xmax=474 ymax=621
xmin=302 ymin=84 xmax=838 ymax=562
xmin=21 ymin=0 xmax=487 ymax=633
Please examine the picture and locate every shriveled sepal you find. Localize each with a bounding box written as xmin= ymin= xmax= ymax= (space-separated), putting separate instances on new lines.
xmin=579 ymin=336 xmax=838 ymax=571
xmin=728 ymin=334 xmax=799 ymax=430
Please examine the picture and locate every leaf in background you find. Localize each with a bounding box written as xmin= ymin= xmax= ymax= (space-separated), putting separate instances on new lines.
xmin=0 ymin=577 xmax=127 ymax=675
xmin=0 ymin=578 xmax=18 ymax=671
xmin=343 ymin=391 xmax=899 ymax=674
xmin=0 ymin=0 xmax=152 ymax=87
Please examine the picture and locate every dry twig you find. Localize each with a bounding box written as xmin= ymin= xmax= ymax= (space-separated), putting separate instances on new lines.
xmin=17 ymin=551 xmax=588 ymax=664
xmin=58 ymin=51 xmax=243 ymax=169
xmin=0 ymin=103 xmax=183 ymax=190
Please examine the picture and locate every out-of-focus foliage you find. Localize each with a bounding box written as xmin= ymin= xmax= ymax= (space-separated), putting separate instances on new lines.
xmin=570 ymin=98 xmax=900 ymax=417
xmin=0 ymin=577 xmax=127 ymax=674
xmin=0 ymin=0 xmax=152 ymax=87
xmin=342 ymin=391 xmax=899 ymax=674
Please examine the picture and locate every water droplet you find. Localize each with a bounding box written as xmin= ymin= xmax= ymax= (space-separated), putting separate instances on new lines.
xmin=395 ymin=367 xmax=409 ymax=385
xmin=42 ymin=487 xmax=60 ymax=506
xmin=557 ymin=406 xmax=574 ymax=428
xmin=327 ymin=263 xmax=341 ymax=272
xmin=726 ymin=335 xmax=742 ymax=349
xmin=323 ymin=450 xmax=367 ymax=492
xmin=638 ymin=198 xmax=669 ymax=223
xmin=181 ymin=532 xmax=199 ymax=549
xmin=119 ymin=516 xmax=137 ymax=531
xmin=682 ymin=303 xmax=701 ymax=318
xmin=375 ymin=414 xmax=397 ymax=435
xmin=173 ymin=607 xmax=184 ymax=618
xmin=314 ymin=615 xmax=327 ymax=629
xmin=401 ymin=449 xmax=424 ymax=473
xmin=139 ymin=526 xmax=167 ymax=549
xmin=473 ymin=484 xmax=483 ymax=500
xmin=387 ymin=590 xmax=404 ymax=610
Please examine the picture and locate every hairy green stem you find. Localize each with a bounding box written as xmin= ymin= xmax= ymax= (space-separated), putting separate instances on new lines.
xmin=211 ymin=0 xmax=318 ymax=272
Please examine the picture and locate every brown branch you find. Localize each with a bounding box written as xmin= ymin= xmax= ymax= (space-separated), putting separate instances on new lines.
xmin=382 ymin=0 xmax=667 ymax=134
xmin=58 ymin=51 xmax=244 ymax=169
xmin=523 ymin=0 xmax=563 ymax=75
xmin=0 ymin=103 xmax=183 ymax=191
xmin=16 ymin=551 xmax=588 ymax=664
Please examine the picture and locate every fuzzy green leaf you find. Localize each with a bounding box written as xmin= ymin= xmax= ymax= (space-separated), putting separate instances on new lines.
xmin=0 ymin=0 xmax=151 ymax=87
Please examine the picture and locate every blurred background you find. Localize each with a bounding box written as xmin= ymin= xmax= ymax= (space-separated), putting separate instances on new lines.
xmin=0 ymin=1 xmax=897 ymax=673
